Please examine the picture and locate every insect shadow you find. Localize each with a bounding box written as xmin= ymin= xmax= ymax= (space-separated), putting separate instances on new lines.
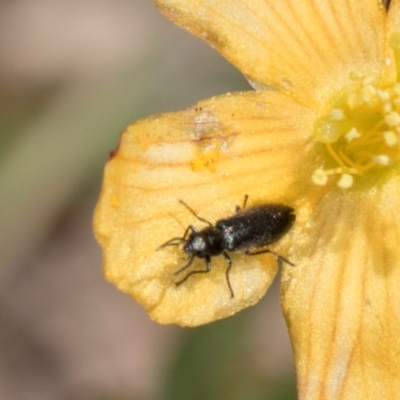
xmin=157 ymin=196 xmax=295 ymax=298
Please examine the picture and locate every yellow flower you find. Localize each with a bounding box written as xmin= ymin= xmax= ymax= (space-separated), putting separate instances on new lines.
xmin=94 ymin=0 xmax=400 ymax=398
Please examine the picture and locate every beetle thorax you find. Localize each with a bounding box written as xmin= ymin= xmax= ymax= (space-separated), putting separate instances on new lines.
xmin=184 ymin=234 xmax=207 ymax=256
xmin=184 ymin=226 xmax=224 ymax=258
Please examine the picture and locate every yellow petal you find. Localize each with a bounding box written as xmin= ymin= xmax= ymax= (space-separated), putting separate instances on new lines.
xmin=383 ymin=0 xmax=400 ymax=86
xmin=153 ymin=0 xmax=386 ymax=108
xmin=282 ymin=175 xmax=400 ymax=399
xmin=389 ymin=0 xmax=400 ymax=32
xmin=94 ymin=90 xmax=315 ymax=326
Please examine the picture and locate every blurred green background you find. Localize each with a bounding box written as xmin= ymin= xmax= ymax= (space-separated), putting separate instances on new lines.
xmin=0 ymin=1 xmax=296 ymax=399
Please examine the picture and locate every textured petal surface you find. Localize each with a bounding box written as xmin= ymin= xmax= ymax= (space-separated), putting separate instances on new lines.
xmin=94 ymin=91 xmax=316 ymax=326
xmin=389 ymin=0 xmax=400 ymax=32
xmin=154 ymin=0 xmax=386 ymax=108
xmin=282 ymin=173 xmax=400 ymax=399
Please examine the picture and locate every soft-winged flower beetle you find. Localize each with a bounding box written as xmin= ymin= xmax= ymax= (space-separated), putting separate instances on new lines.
xmin=158 ymin=196 xmax=295 ymax=298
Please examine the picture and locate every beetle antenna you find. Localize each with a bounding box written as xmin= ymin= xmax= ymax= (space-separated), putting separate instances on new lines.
xmin=157 ymin=237 xmax=186 ymax=250
xmin=179 ymin=200 xmax=212 ymax=226
xmin=245 ymin=249 xmax=294 ymax=266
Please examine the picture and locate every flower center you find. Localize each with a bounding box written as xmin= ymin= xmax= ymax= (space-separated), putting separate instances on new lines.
xmin=312 ymin=58 xmax=400 ymax=188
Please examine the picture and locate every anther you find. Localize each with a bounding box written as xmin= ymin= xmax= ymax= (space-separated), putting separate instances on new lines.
xmin=330 ymin=108 xmax=345 ymax=121
xmin=312 ymin=169 xmax=328 ymax=186
xmin=337 ymin=174 xmax=354 ymax=188
xmin=384 ymin=130 xmax=398 ymax=146
xmin=372 ymin=155 xmax=391 ymax=165
xmin=345 ymin=127 xmax=361 ymax=142
xmin=385 ymin=111 xmax=400 ymax=127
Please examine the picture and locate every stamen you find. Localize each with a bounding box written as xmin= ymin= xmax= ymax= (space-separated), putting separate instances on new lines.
xmin=377 ymin=90 xmax=390 ymax=101
xmin=345 ymin=128 xmax=361 ymax=142
xmin=384 ymin=130 xmax=398 ymax=146
xmin=337 ymin=174 xmax=353 ymax=188
xmin=337 ymin=148 xmax=365 ymax=172
xmin=362 ymin=85 xmax=376 ymax=104
xmin=383 ymin=102 xmax=393 ymax=114
xmin=315 ymin=121 xmax=342 ymax=143
xmin=313 ymin=67 xmax=400 ymax=189
xmin=312 ymin=169 xmax=328 ymax=186
xmin=385 ymin=111 xmax=400 ymax=127
xmin=372 ymin=155 xmax=391 ymax=165
xmin=326 ymin=143 xmax=348 ymax=170
xmin=330 ymin=108 xmax=345 ymax=121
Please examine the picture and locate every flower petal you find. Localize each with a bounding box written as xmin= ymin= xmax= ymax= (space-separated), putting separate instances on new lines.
xmin=153 ymin=0 xmax=386 ymax=108
xmin=282 ymin=176 xmax=400 ymax=399
xmin=383 ymin=0 xmax=400 ymax=86
xmin=94 ymin=90 xmax=315 ymax=326
xmin=389 ymin=0 xmax=400 ymax=32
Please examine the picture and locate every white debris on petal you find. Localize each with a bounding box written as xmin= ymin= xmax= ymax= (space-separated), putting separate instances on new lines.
xmin=312 ymin=169 xmax=328 ymax=186
xmin=330 ymin=108 xmax=345 ymax=121
xmin=337 ymin=174 xmax=354 ymax=188
xmin=384 ymin=130 xmax=398 ymax=146
xmin=372 ymin=155 xmax=391 ymax=165
xmin=384 ymin=111 xmax=400 ymax=127
xmin=345 ymin=127 xmax=361 ymax=142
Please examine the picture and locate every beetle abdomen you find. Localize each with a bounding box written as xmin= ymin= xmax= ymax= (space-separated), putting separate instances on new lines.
xmin=217 ymin=205 xmax=295 ymax=252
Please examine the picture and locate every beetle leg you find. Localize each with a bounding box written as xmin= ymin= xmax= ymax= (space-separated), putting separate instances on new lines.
xmin=242 ymin=194 xmax=249 ymax=209
xmin=174 ymin=255 xmax=211 ymax=285
xmin=173 ymin=253 xmax=195 ymax=275
xmin=245 ymin=249 xmax=294 ymax=266
xmin=235 ymin=194 xmax=249 ymax=213
xmin=222 ymin=252 xmax=234 ymax=298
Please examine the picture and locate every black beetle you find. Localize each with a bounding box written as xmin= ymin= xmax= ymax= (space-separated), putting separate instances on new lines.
xmin=158 ymin=196 xmax=295 ymax=297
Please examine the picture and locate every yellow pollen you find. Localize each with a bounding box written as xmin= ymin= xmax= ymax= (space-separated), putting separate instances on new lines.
xmin=312 ymin=68 xmax=400 ymax=188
